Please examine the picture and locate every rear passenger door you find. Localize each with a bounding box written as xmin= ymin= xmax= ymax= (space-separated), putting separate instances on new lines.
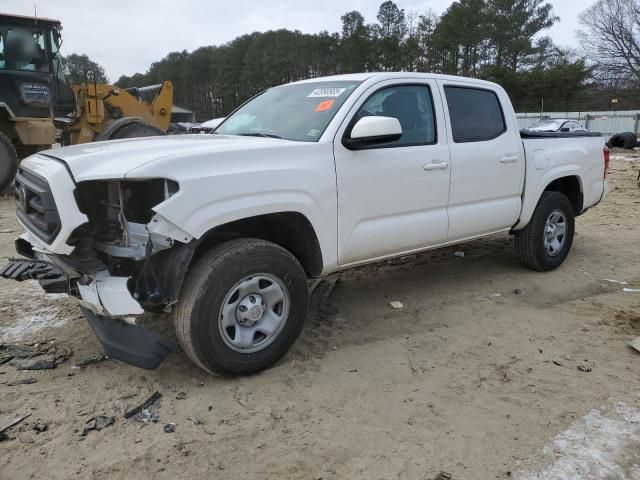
xmin=439 ymin=82 xmax=524 ymax=240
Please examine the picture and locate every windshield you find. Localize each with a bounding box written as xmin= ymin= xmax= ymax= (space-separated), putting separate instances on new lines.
xmin=528 ymin=120 xmax=563 ymax=131
xmin=0 ymin=24 xmax=49 ymax=72
xmin=216 ymin=81 xmax=361 ymax=142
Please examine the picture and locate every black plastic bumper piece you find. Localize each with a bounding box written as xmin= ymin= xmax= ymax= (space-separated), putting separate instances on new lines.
xmin=0 ymin=257 xmax=68 ymax=293
xmin=80 ymin=307 xmax=178 ymax=370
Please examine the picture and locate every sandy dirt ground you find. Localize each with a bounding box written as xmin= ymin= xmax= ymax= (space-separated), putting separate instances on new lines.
xmin=0 ymin=152 xmax=639 ymax=480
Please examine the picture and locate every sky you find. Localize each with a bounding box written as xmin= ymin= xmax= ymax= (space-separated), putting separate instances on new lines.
xmin=3 ymin=0 xmax=594 ymax=81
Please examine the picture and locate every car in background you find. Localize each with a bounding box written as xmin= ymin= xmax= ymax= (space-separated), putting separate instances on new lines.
xmin=524 ymin=118 xmax=588 ymax=133
xmin=200 ymin=117 xmax=226 ymax=132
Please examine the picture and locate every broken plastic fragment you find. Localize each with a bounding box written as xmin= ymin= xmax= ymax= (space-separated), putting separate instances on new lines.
xmin=389 ymin=301 xmax=403 ymax=309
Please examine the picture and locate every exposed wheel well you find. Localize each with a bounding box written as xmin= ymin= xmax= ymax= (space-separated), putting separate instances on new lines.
xmin=193 ymin=212 xmax=323 ymax=277
xmin=544 ymin=176 xmax=583 ymax=215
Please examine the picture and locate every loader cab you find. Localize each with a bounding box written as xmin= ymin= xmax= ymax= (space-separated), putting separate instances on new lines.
xmin=0 ymin=13 xmax=75 ymax=122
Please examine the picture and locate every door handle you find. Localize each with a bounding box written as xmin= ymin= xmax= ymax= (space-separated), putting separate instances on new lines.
xmin=500 ymin=155 xmax=519 ymax=164
xmin=423 ymin=161 xmax=449 ymax=171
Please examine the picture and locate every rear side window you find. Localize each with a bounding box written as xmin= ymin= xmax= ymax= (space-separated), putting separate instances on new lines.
xmin=444 ymin=86 xmax=506 ymax=143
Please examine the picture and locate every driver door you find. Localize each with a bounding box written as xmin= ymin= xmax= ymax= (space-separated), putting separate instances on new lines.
xmin=333 ymin=80 xmax=451 ymax=265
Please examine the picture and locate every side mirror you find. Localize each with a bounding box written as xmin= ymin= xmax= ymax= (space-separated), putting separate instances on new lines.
xmin=343 ymin=116 xmax=402 ymax=150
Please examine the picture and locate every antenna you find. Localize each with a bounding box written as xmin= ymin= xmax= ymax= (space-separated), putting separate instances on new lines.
xmin=34 ymin=3 xmax=37 ymax=22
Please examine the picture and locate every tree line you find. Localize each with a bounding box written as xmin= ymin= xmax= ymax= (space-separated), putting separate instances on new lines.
xmin=64 ymin=0 xmax=640 ymax=120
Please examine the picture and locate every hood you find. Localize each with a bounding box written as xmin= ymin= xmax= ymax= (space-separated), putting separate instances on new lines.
xmin=40 ymin=134 xmax=296 ymax=182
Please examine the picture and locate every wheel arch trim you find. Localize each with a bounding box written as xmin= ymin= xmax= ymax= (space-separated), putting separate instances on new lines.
xmin=514 ymin=166 xmax=584 ymax=231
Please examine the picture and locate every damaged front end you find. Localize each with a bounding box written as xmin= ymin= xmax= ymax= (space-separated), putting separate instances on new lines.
xmin=69 ymin=178 xmax=195 ymax=315
xmin=3 ymin=166 xmax=196 ymax=369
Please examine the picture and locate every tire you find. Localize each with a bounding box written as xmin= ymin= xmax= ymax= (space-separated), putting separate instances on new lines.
xmin=0 ymin=132 xmax=18 ymax=193
xmin=608 ymin=132 xmax=637 ymax=149
xmin=622 ymin=132 xmax=637 ymax=149
xmin=174 ymin=238 xmax=309 ymax=376
xmin=108 ymin=121 xmax=165 ymax=140
xmin=514 ymin=191 xmax=575 ymax=271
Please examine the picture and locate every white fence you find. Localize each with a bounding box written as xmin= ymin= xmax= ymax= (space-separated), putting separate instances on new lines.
xmin=516 ymin=111 xmax=640 ymax=139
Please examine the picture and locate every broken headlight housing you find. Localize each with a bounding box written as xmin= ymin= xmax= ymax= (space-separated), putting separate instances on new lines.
xmin=72 ymin=178 xmax=179 ymax=258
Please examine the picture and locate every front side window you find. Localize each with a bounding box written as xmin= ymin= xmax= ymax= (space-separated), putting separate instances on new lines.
xmin=350 ymin=85 xmax=436 ymax=147
xmin=0 ymin=25 xmax=49 ymax=72
xmin=216 ymin=81 xmax=361 ymax=142
xmin=445 ymin=86 xmax=506 ymax=143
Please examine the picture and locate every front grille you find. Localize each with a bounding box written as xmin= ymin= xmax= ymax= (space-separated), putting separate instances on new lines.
xmin=15 ymin=167 xmax=61 ymax=243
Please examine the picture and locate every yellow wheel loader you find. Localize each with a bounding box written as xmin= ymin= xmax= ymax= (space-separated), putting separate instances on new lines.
xmin=0 ymin=13 xmax=173 ymax=191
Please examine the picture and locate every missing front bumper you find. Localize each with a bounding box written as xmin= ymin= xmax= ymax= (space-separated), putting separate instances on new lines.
xmin=1 ymin=258 xmax=178 ymax=370
xmin=81 ymin=308 xmax=178 ymax=370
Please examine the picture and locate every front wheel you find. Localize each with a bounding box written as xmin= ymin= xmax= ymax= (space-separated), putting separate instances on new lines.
xmin=173 ymin=238 xmax=309 ymax=375
xmin=514 ymin=191 xmax=575 ymax=271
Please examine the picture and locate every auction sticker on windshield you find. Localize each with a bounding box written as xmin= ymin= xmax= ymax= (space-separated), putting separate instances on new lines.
xmin=315 ymin=100 xmax=335 ymax=112
xmin=308 ymin=87 xmax=347 ymax=97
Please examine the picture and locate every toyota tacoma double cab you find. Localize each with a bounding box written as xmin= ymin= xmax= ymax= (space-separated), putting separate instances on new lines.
xmin=1 ymin=73 xmax=608 ymax=375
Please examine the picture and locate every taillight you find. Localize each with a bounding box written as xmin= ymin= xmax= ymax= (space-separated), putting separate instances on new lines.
xmin=603 ymin=146 xmax=610 ymax=177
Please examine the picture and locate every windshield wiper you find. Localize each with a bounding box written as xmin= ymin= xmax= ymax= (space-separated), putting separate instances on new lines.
xmin=236 ymin=132 xmax=282 ymax=139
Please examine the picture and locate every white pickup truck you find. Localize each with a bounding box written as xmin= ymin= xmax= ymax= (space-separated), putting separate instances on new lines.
xmin=2 ymin=72 xmax=608 ymax=375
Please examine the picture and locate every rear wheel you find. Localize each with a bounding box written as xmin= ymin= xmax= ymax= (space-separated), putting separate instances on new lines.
xmin=174 ymin=238 xmax=309 ymax=376
xmin=0 ymin=132 xmax=18 ymax=193
xmin=108 ymin=121 xmax=165 ymax=140
xmin=514 ymin=191 xmax=575 ymax=271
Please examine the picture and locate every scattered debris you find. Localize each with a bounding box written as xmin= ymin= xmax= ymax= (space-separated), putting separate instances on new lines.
xmin=124 ymin=391 xmax=162 ymax=421
xmin=175 ymin=392 xmax=186 ymax=400
xmin=114 ymin=399 xmax=128 ymax=415
xmin=603 ymin=278 xmax=629 ymax=285
xmin=133 ymin=408 xmax=159 ymax=425
xmin=514 ymin=288 xmax=525 ymax=295
xmin=81 ymin=415 xmax=114 ymax=436
xmin=73 ymin=353 xmax=108 ymax=369
xmin=577 ymin=361 xmax=595 ymax=373
xmin=188 ymin=415 xmax=204 ymax=425
xmin=623 ymin=288 xmax=640 ymax=293
xmin=552 ymin=360 xmax=563 ymax=367
xmin=454 ymin=251 xmax=465 ymax=257
xmin=234 ymin=389 xmax=249 ymax=407
xmin=7 ymin=378 xmax=36 ymax=386
xmin=629 ymin=337 xmax=640 ymax=353
xmin=9 ymin=353 xmax=55 ymax=370
xmin=0 ymin=342 xmax=70 ymax=371
xmin=476 ymin=293 xmax=502 ymax=300
xmin=164 ymin=423 xmax=175 ymax=433
xmin=0 ymin=413 xmax=31 ymax=435
xmin=389 ymin=301 xmax=404 ymax=309
xmin=433 ymin=472 xmax=452 ymax=480
xmin=29 ymin=420 xmax=48 ymax=433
